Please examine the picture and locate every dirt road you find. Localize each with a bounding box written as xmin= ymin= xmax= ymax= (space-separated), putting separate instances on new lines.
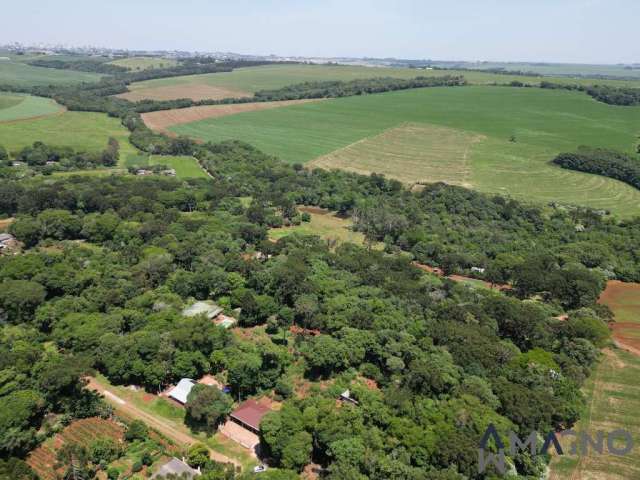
xmin=86 ymin=377 xmax=241 ymax=468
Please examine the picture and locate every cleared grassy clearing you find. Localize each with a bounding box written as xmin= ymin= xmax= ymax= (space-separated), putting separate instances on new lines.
xmin=173 ymin=86 xmax=640 ymax=217
xmin=309 ymin=122 xmax=483 ymax=186
xmin=125 ymin=154 xmax=207 ymax=179
xmin=108 ymin=56 xmax=177 ymax=71
xmin=122 ymin=64 xmax=640 ymax=102
xmin=0 ymin=93 xmax=62 ymax=122
xmin=0 ymin=111 xmax=137 ymax=159
xmin=269 ymin=208 xmax=367 ymax=246
xmin=0 ymin=60 xmax=102 ymax=86
xmin=149 ymin=155 xmax=207 ymax=179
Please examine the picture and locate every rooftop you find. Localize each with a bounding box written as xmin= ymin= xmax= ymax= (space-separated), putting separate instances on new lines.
xmin=151 ymin=457 xmax=200 ymax=479
xmin=182 ymin=301 xmax=223 ymax=320
xmin=168 ymin=378 xmax=196 ymax=405
xmin=230 ymin=398 xmax=271 ymax=431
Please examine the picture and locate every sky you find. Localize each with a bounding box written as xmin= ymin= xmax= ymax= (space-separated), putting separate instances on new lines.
xmin=2 ymin=0 xmax=639 ymax=64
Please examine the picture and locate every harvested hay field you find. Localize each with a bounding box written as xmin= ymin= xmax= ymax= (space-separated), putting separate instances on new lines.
xmin=308 ymin=123 xmax=484 ymax=187
xmin=142 ymin=99 xmax=319 ymax=134
xmin=549 ymin=348 xmax=640 ymax=480
xmin=599 ymin=280 xmax=640 ymax=356
xmin=116 ymin=83 xmax=251 ymax=102
xmin=27 ymin=417 xmax=124 ymax=480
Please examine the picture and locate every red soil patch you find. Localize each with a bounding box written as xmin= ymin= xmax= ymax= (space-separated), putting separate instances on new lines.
xmin=27 ymin=418 xmax=124 ymax=480
xmin=598 ymin=280 xmax=640 ymax=357
xmin=141 ymin=99 xmax=320 ymax=134
xmin=116 ymin=83 xmax=251 ymax=102
xmin=290 ymin=325 xmax=321 ymax=336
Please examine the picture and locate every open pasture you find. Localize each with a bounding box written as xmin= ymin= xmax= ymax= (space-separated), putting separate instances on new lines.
xmin=125 ymin=154 xmax=207 ymax=179
xmin=0 ymin=59 xmax=102 ymax=86
xmin=269 ymin=207 xmax=368 ymax=246
xmin=0 ymin=93 xmax=62 ymax=122
xmin=149 ymin=155 xmax=208 ymax=179
xmin=172 ymin=86 xmax=640 ymax=217
xmin=120 ymin=63 xmax=640 ymax=102
xmin=0 ymin=111 xmax=137 ymax=160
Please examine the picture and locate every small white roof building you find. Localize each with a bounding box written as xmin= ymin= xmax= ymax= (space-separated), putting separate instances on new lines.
xmin=168 ymin=378 xmax=196 ymax=405
xmin=182 ymin=301 xmax=223 ymax=320
xmin=151 ymin=457 xmax=200 ymax=478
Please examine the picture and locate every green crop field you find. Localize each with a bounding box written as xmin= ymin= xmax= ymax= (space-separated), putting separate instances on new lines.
xmin=108 ymin=56 xmax=178 ymax=71
xmin=124 ymin=63 xmax=640 ymax=99
xmin=0 ymin=60 xmax=103 ymax=86
xmin=172 ymin=86 xmax=640 ymax=217
xmin=0 ymin=111 xmax=137 ymax=159
xmin=0 ymin=93 xmax=62 ymax=122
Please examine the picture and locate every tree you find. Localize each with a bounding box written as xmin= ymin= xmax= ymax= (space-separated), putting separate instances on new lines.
xmin=186 ymin=384 xmax=233 ymax=432
xmin=0 ymin=280 xmax=46 ymax=323
xmin=89 ymin=438 xmax=122 ymax=464
xmin=124 ymin=420 xmax=149 ymax=442
xmin=281 ymin=431 xmax=313 ymax=471
xmin=187 ymin=443 xmax=210 ymax=469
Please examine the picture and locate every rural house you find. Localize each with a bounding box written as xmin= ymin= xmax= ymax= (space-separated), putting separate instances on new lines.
xmin=229 ymin=398 xmax=271 ymax=435
xmin=151 ymin=457 xmax=201 ymax=478
xmin=0 ymin=233 xmax=15 ymax=250
xmin=167 ymin=378 xmax=196 ymax=405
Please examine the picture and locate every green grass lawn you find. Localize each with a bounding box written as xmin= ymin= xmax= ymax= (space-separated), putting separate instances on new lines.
xmin=125 ymin=154 xmax=208 ymax=179
xmin=269 ymin=209 xmax=367 ymax=245
xmin=0 ymin=93 xmax=62 ymax=122
xmin=149 ymin=155 xmax=208 ymax=179
xmin=0 ymin=60 xmax=103 ymax=86
xmin=127 ymin=63 xmax=640 ymax=95
xmin=109 ymin=56 xmax=178 ymax=71
xmin=173 ymin=86 xmax=640 ymax=217
xmin=0 ymin=110 xmax=137 ymax=158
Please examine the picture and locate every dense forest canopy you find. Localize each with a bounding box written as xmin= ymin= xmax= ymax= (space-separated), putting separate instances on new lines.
xmin=0 ymin=140 xmax=629 ymax=476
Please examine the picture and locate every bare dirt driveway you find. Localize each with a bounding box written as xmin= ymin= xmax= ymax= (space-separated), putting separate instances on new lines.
xmin=86 ymin=376 xmax=241 ymax=468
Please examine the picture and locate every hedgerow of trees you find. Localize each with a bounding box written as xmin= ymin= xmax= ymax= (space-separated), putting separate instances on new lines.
xmin=553 ymin=146 xmax=640 ymax=190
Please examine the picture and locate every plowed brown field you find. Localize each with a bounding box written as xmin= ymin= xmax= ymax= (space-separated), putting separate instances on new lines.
xmin=598 ymin=280 xmax=640 ymax=355
xmin=116 ymin=83 xmax=251 ymax=102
